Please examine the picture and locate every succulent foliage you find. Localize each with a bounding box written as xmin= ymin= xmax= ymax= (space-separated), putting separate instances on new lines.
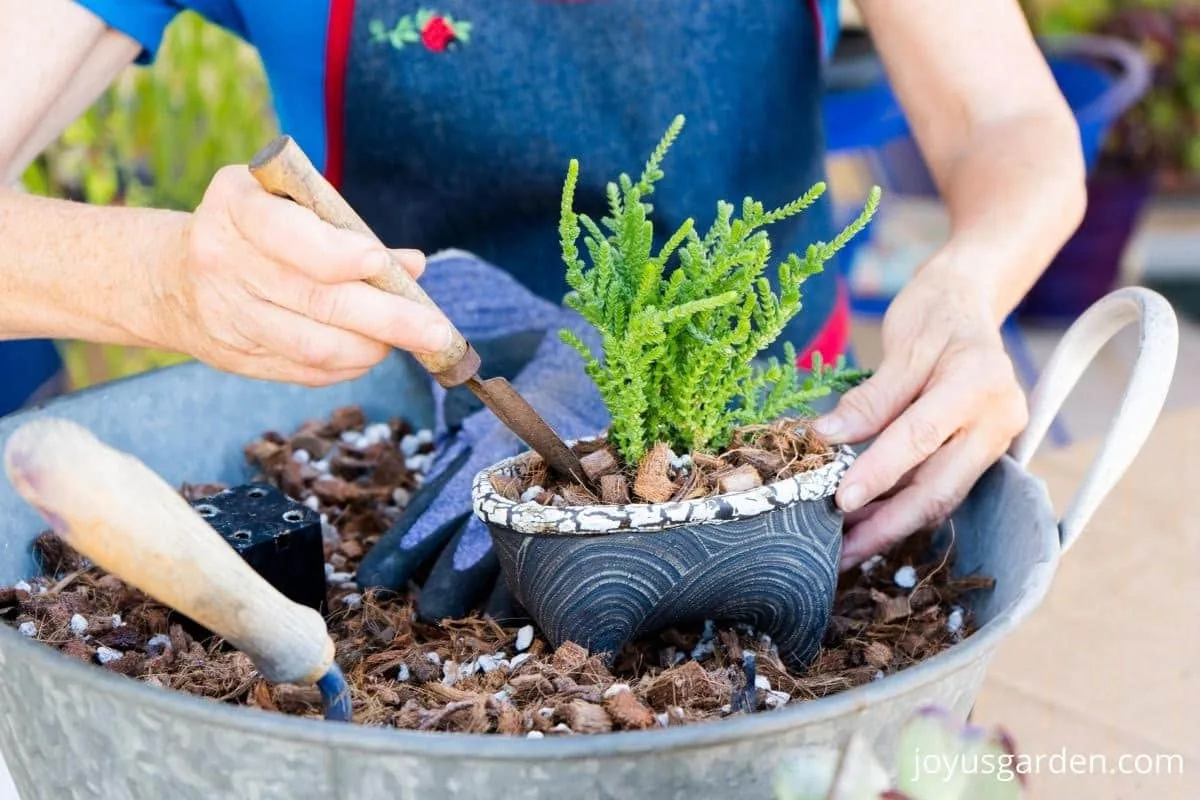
xmin=558 ymin=115 xmax=879 ymax=465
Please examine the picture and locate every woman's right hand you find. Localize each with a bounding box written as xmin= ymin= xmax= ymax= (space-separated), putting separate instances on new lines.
xmin=152 ymin=165 xmax=454 ymax=387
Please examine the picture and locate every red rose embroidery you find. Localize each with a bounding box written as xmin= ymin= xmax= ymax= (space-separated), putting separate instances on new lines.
xmin=421 ymin=16 xmax=456 ymax=52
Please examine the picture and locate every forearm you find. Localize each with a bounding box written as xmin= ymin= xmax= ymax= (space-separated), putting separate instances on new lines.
xmin=917 ymin=108 xmax=1087 ymax=322
xmin=0 ymin=186 xmax=185 ymax=346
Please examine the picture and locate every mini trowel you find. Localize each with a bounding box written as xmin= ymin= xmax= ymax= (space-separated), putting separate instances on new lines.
xmin=248 ymin=136 xmax=589 ymax=488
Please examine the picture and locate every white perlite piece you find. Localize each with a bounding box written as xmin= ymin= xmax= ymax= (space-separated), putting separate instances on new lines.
xmin=416 ymin=429 xmax=434 ymax=446
xmin=69 ymin=614 xmax=88 ymax=635
xmin=392 ymin=488 xmax=411 ymax=507
xmin=442 ymin=661 xmax=461 ymax=686
xmin=146 ymin=634 xmax=172 ymax=655
xmin=396 ymin=664 xmax=411 ymax=682
xmin=492 ymin=689 xmax=511 ymax=704
xmin=476 ymin=654 xmax=504 ymax=673
xmin=893 ymin=565 xmax=918 ymax=589
xmin=400 ymin=434 xmax=421 ymax=457
xmin=111 ymin=614 xmax=123 ymax=628
xmin=520 ymin=486 xmax=544 ymax=503
xmin=292 ymin=449 xmax=311 ymax=465
xmin=95 ymin=647 xmax=122 ymax=665
xmin=405 ymin=454 xmax=432 ymax=473
xmin=324 ymin=563 xmax=335 ymax=578
xmin=859 ymin=554 xmax=884 ymax=574
xmin=550 ymin=723 xmax=572 ymax=734
xmin=526 ymin=731 xmax=544 ymax=739
xmin=603 ymin=683 xmax=630 ymax=699
xmin=515 ymin=625 xmax=534 ymax=652
xmin=320 ymin=515 xmax=339 ymax=545
xmin=946 ymin=606 xmax=965 ymax=635
xmin=537 ymin=707 xmax=553 ymax=719
xmin=425 ymin=652 xmax=442 ymax=665
xmin=362 ymin=423 xmax=392 ymax=446
xmin=304 ymin=496 xmax=321 ymax=511
xmin=754 ymin=675 xmax=772 ymax=692
xmin=507 ymin=653 xmax=531 ymax=670
xmin=655 ymin=713 xmax=670 ymax=728
xmin=17 ymin=622 xmax=36 ymax=637
xmin=690 ymin=619 xmax=716 ymax=660
xmin=327 ymin=571 xmax=353 ymax=584
xmin=13 ymin=581 xmax=30 ymax=593
xmin=342 ymin=593 xmax=362 ymax=610
xmin=765 ymin=690 xmax=790 ymax=710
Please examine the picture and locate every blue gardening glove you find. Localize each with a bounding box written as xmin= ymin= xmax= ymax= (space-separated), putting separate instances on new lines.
xmin=356 ymin=251 xmax=609 ymax=622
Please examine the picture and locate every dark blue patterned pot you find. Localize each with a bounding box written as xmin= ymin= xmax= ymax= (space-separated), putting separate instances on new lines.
xmin=471 ymin=444 xmax=855 ymax=669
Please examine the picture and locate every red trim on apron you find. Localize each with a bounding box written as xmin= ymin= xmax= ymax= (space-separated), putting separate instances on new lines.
xmin=797 ymin=277 xmax=850 ymax=370
xmin=803 ymin=0 xmax=825 ymax=61
xmin=324 ymin=0 xmax=357 ymax=187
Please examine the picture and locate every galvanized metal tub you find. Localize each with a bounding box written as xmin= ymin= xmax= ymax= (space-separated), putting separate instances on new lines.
xmin=0 ymin=288 xmax=1177 ymax=800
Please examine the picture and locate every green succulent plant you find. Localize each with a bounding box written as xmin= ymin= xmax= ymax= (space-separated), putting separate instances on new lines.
xmin=557 ymin=115 xmax=879 ymax=466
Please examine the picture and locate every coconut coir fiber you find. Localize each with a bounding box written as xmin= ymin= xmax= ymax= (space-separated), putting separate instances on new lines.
xmin=495 ymin=420 xmax=838 ymax=507
xmin=0 ymin=406 xmax=993 ymax=735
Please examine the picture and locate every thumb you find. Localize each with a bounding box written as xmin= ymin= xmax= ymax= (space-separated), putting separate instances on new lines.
xmin=812 ymin=360 xmax=923 ymax=445
xmin=389 ymin=248 xmax=427 ymax=279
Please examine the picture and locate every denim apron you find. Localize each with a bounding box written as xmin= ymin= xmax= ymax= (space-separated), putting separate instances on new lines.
xmin=336 ymin=0 xmax=841 ymax=360
xmin=0 ymin=340 xmax=63 ymax=417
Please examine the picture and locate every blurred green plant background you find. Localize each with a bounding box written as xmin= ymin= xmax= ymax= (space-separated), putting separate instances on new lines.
xmin=20 ymin=11 xmax=277 ymax=389
xmin=1025 ymin=0 xmax=1200 ymax=185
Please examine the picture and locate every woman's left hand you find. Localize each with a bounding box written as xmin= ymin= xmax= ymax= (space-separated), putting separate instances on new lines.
xmin=814 ymin=261 xmax=1029 ymax=570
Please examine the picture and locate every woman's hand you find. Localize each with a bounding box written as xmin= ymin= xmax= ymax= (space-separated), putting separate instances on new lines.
xmin=815 ymin=261 xmax=1029 ymax=570
xmin=151 ymin=166 xmax=454 ymax=386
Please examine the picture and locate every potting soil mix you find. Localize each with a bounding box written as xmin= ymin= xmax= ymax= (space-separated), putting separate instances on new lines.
xmin=0 ymin=406 xmax=992 ymax=735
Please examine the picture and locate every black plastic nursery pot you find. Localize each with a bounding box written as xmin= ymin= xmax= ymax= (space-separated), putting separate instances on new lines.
xmin=472 ymin=445 xmax=856 ymax=669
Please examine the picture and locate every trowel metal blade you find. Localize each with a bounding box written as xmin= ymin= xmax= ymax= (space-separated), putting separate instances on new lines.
xmin=464 ymin=376 xmax=591 ymax=488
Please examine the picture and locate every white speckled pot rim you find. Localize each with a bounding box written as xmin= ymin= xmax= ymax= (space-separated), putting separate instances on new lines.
xmin=471 ymin=445 xmax=855 ymax=535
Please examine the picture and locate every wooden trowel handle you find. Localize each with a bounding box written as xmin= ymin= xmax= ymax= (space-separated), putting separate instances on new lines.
xmin=248 ymin=136 xmax=477 ymax=385
xmin=3 ymin=417 xmax=334 ymax=687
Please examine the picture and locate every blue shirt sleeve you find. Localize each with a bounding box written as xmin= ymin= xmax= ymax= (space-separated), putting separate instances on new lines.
xmin=71 ymin=0 xmax=249 ymax=63
xmin=72 ymin=0 xmax=181 ymax=63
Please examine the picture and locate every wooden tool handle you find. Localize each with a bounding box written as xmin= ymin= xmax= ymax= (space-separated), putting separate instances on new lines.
xmin=3 ymin=417 xmax=334 ymax=686
xmin=248 ymin=135 xmax=476 ymax=383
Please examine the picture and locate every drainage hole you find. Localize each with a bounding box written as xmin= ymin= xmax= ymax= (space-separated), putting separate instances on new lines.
xmin=282 ymin=510 xmax=304 ymax=523
xmin=195 ymin=504 xmax=218 ymax=518
xmin=275 ymin=531 xmax=292 ymax=551
xmin=247 ymin=487 xmax=267 ymax=499
xmin=232 ymin=530 xmax=252 ymax=542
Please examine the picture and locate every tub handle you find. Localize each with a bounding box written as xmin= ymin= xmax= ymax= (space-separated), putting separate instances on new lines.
xmin=1009 ymin=287 xmax=1178 ymax=553
xmin=2 ymin=417 xmax=352 ymax=721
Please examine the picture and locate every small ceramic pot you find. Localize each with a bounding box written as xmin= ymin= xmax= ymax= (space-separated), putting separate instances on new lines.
xmin=471 ymin=445 xmax=855 ymax=669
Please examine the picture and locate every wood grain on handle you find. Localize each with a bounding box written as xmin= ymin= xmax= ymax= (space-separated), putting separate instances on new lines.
xmin=247 ymin=135 xmax=474 ymax=380
xmin=2 ymin=417 xmax=334 ymax=686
